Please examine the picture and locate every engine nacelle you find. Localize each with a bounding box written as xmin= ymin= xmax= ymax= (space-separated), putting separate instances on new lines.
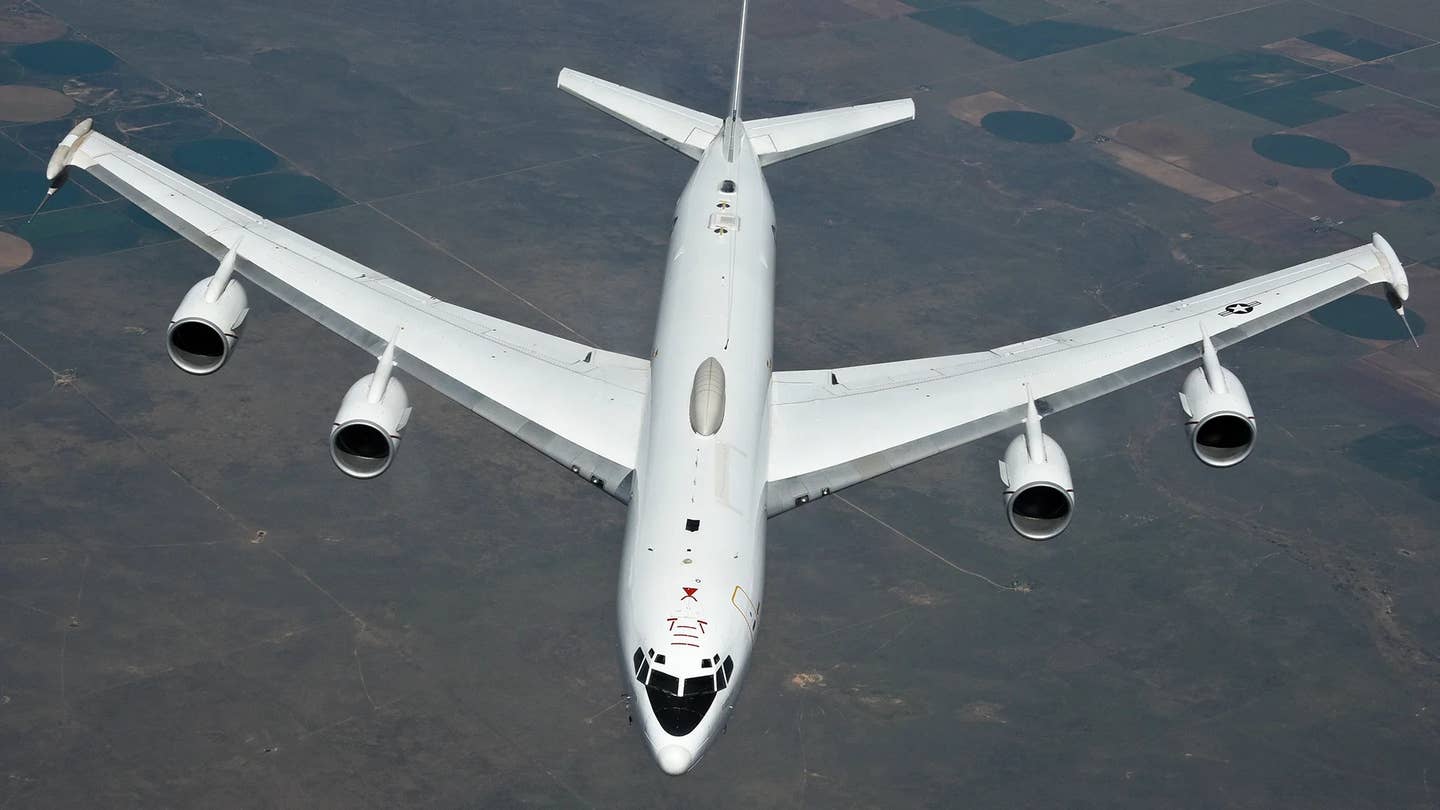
xmin=1179 ymin=365 xmax=1256 ymax=468
xmin=167 ymin=273 xmax=248 ymax=375
xmin=999 ymin=428 xmax=1075 ymax=541
xmin=330 ymin=369 xmax=411 ymax=479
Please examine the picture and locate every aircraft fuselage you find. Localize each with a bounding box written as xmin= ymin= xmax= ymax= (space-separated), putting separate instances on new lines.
xmin=619 ymin=128 xmax=775 ymax=775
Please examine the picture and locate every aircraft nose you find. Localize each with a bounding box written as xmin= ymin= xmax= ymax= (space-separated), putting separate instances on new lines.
xmin=655 ymin=744 xmax=694 ymax=776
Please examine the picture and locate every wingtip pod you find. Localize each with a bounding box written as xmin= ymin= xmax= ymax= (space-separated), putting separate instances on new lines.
xmin=1372 ymin=233 xmax=1420 ymax=347
xmin=46 ymin=117 xmax=94 ymax=182
xmin=30 ymin=117 xmax=95 ymax=222
xmin=1372 ymin=232 xmax=1408 ymax=307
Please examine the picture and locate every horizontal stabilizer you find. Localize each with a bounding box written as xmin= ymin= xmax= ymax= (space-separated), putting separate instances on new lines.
xmin=558 ymin=68 xmax=721 ymax=160
xmin=746 ymin=98 xmax=915 ymax=166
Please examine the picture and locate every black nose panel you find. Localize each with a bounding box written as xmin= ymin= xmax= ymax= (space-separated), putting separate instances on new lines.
xmin=646 ymin=686 xmax=716 ymax=736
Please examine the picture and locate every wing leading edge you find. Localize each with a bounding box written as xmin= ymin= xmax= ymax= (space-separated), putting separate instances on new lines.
xmin=48 ymin=119 xmax=648 ymax=500
xmin=766 ymin=236 xmax=1412 ymax=515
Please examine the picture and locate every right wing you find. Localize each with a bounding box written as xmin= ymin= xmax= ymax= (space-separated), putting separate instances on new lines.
xmin=48 ymin=120 xmax=649 ymax=500
xmin=766 ymin=236 xmax=1412 ymax=514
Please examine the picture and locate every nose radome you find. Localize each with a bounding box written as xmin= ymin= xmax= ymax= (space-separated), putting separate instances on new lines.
xmin=655 ymin=745 xmax=693 ymax=776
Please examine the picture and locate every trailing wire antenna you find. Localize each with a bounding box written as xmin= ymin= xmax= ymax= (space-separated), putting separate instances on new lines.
xmin=1399 ymin=308 xmax=1420 ymax=348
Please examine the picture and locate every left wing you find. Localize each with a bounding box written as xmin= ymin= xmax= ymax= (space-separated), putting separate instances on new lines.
xmin=45 ymin=119 xmax=648 ymax=500
xmin=766 ymin=235 xmax=1413 ymax=514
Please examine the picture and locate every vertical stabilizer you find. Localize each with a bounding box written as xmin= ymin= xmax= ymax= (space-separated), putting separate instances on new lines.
xmin=724 ymin=0 xmax=750 ymax=160
xmin=558 ymin=0 xmax=915 ymax=166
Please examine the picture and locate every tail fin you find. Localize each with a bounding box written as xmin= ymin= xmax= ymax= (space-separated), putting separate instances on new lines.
xmin=723 ymin=0 xmax=750 ymax=160
xmin=745 ymin=99 xmax=915 ymax=166
xmin=557 ymin=68 xmax=720 ymax=160
xmin=722 ymin=0 xmax=912 ymax=165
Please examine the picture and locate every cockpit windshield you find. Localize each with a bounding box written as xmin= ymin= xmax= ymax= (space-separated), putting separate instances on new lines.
xmin=649 ymin=669 xmax=680 ymax=696
xmin=633 ymin=647 xmax=736 ymax=736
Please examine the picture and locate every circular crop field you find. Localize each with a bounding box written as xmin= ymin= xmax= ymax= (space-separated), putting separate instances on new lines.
xmin=981 ymin=110 xmax=1074 ymax=144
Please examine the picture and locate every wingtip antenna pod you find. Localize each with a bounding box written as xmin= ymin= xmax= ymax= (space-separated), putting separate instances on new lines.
xmin=32 ymin=118 xmax=96 ymax=223
xmin=1372 ymin=233 xmax=1418 ymax=348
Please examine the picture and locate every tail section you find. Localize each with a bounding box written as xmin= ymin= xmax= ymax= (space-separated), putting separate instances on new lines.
xmin=720 ymin=0 xmax=913 ymax=164
xmin=723 ymin=0 xmax=750 ymax=160
xmin=557 ymin=68 xmax=720 ymax=160
xmin=558 ymin=0 xmax=913 ymax=165
xmin=728 ymin=0 xmax=748 ymax=123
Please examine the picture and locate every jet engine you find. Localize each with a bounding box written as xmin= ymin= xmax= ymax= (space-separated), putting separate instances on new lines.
xmin=167 ymin=247 xmax=248 ymax=375
xmin=1179 ymin=332 xmax=1256 ymax=468
xmin=330 ymin=342 xmax=411 ymax=479
xmin=998 ymin=395 xmax=1075 ymax=541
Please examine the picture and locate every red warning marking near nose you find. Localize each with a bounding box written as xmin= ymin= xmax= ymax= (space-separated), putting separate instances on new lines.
xmin=681 ymin=587 xmax=699 ymax=601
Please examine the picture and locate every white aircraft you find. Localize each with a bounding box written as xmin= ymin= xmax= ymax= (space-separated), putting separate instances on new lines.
xmin=38 ymin=0 xmax=1417 ymax=776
